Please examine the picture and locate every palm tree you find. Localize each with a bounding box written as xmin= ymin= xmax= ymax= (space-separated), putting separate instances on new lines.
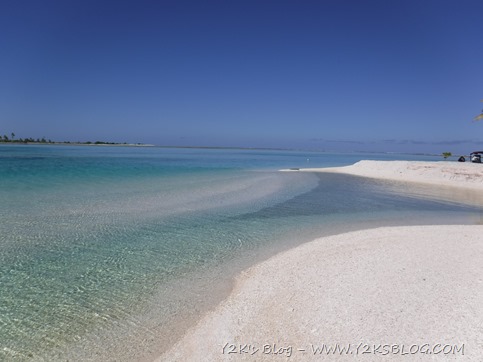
xmin=474 ymin=100 xmax=483 ymax=121
xmin=11 ymin=132 xmax=15 ymax=141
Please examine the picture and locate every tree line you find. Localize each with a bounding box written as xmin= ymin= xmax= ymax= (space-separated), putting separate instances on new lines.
xmin=0 ymin=132 xmax=123 ymax=145
xmin=0 ymin=132 xmax=53 ymax=143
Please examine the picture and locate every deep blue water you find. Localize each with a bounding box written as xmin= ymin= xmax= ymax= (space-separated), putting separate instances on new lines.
xmin=0 ymin=145 xmax=479 ymax=361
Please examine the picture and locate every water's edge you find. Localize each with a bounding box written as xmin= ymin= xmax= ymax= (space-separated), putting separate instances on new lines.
xmin=63 ymin=174 xmax=483 ymax=361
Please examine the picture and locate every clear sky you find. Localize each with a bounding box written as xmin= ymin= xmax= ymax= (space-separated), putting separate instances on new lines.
xmin=1 ymin=0 xmax=482 ymax=154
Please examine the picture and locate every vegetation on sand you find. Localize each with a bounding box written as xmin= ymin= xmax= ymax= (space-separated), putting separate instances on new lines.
xmin=0 ymin=132 xmax=128 ymax=145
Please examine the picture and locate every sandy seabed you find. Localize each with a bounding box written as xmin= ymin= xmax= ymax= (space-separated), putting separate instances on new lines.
xmin=158 ymin=161 xmax=483 ymax=361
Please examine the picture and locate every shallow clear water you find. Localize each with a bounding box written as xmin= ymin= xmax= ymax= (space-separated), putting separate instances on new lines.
xmin=0 ymin=145 xmax=480 ymax=361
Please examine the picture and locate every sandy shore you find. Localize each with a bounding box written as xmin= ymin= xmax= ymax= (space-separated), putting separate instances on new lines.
xmin=300 ymin=160 xmax=483 ymax=191
xmin=158 ymin=161 xmax=483 ymax=361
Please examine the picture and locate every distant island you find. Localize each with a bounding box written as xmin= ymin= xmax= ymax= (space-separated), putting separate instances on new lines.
xmin=0 ymin=132 xmax=149 ymax=146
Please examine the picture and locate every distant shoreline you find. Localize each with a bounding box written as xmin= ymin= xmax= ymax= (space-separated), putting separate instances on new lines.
xmin=0 ymin=141 xmax=155 ymax=147
xmin=0 ymin=142 xmax=298 ymax=151
xmin=0 ymin=142 xmax=447 ymax=156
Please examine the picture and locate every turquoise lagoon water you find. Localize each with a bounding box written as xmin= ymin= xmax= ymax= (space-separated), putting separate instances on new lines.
xmin=1 ymin=145 xmax=481 ymax=361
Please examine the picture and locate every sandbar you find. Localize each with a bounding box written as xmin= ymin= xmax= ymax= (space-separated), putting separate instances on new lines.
xmin=301 ymin=160 xmax=483 ymax=191
xmin=158 ymin=161 xmax=483 ymax=361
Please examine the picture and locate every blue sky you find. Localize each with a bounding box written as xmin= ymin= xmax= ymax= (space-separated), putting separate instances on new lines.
xmin=1 ymin=0 xmax=482 ymax=153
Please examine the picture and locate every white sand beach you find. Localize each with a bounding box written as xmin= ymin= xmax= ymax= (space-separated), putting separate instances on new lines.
xmin=302 ymin=160 xmax=483 ymax=191
xmin=158 ymin=161 xmax=483 ymax=361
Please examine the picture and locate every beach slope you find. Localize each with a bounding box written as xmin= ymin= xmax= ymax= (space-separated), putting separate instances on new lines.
xmin=159 ymin=161 xmax=483 ymax=361
xmin=301 ymin=160 xmax=483 ymax=190
xmin=159 ymin=225 xmax=483 ymax=361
